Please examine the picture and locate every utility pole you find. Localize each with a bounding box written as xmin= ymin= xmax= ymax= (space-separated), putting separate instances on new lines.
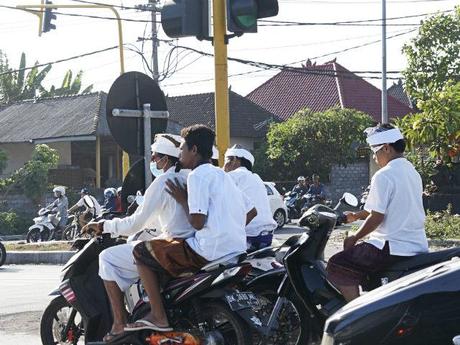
xmin=213 ymin=0 xmax=230 ymax=164
xmin=137 ymin=1 xmax=161 ymax=82
xmin=381 ymin=0 xmax=388 ymax=124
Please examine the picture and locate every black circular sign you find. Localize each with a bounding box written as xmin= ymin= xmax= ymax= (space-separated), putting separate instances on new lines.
xmin=120 ymin=158 xmax=155 ymax=212
xmin=106 ymin=72 xmax=168 ymax=156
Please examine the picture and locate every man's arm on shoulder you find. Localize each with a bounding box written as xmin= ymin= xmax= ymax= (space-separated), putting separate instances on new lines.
xmin=246 ymin=207 xmax=257 ymax=225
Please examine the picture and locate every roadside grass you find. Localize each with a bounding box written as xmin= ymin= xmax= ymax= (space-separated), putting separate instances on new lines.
xmin=4 ymin=241 xmax=73 ymax=251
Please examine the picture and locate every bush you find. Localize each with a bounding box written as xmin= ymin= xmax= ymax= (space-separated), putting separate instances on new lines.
xmin=0 ymin=211 xmax=32 ymax=236
xmin=425 ymin=204 xmax=460 ymax=240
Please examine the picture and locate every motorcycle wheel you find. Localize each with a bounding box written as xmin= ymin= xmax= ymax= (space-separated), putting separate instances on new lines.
xmin=0 ymin=242 xmax=6 ymax=267
xmin=26 ymin=228 xmax=42 ymax=243
xmin=63 ymin=225 xmax=77 ymax=241
xmin=40 ymin=296 xmax=86 ymax=345
xmin=41 ymin=228 xmax=51 ymax=241
xmin=251 ymin=288 xmax=309 ymax=345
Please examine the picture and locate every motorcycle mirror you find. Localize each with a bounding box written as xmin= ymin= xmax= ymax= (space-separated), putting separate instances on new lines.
xmin=83 ymin=195 xmax=95 ymax=209
xmin=342 ymin=192 xmax=359 ymax=207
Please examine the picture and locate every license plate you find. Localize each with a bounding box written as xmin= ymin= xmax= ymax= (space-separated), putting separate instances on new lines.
xmin=225 ymin=291 xmax=259 ymax=311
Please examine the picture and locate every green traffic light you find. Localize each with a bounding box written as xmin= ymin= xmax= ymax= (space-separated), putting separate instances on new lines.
xmin=235 ymin=14 xmax=257 ymax=29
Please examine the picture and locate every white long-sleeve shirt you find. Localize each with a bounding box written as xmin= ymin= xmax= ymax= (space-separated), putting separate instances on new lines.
xmin=103 ymin=166 xmax=194 ymax=239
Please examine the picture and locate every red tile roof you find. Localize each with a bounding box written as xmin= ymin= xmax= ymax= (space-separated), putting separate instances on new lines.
xmin=246 ymin=61 xmax=413 ymax=122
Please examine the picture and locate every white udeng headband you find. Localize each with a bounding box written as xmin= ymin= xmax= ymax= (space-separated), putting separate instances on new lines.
xmin=150 ymin=134 xmax=183 ymax=158
xmin=366 ymin=128 xmax=404 ymax=146
xmin=225 ymin=147 xmax=255 ymax=165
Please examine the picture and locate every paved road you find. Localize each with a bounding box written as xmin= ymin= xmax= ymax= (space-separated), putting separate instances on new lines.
xmin=0 ymin=225 xmax=342 ymax=345
xmin=0 ymin=264 xmax=62 ymax=344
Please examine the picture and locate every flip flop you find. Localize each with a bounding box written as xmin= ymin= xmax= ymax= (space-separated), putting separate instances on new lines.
xmin=103 ymin=330 xmax=127 ymax=343
xmin=124 ymin=319 xmax=173 ymax=332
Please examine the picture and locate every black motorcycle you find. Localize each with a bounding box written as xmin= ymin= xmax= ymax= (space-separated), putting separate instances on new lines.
xmin=0 ymin=239 xmax=6 ymax=267
xmin=242 ymin=204 xmax=460 ymax=343
xmin=322 ymin=258 xmax=460 ymax=345
xmin=40 ymin=231 xmax=260 ymax=345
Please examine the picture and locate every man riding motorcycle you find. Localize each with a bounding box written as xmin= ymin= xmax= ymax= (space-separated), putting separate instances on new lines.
xmin=224 ymin=144 xmax=277 ymax=251
xmin=326 ymin=124 xmax=429 ymax=302
xmin=68 ymin=188 xmax=102 ymax=226
xmin=291 ymin=176 xmax=309 ymax=196
xmin=48 ymin=186 xmax=68 ymax=237
xmin=82 ymin=133 xmax=194 ymax=342
xmin=306 ymin=174 xmax=326 ymax=200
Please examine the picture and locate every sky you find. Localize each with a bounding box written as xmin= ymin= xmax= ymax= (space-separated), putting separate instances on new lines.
xmin=0 ymin=0 xmax=457 ymax=98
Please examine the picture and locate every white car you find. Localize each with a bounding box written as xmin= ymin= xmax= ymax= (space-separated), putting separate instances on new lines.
xmin=264 ymin=182 xmax=288 ymax=228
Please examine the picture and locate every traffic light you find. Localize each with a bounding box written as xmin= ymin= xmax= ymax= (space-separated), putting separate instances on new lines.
xmin=42 ymin=0 xmax=56 ymax=33
xmin=161 ymin=0 xmax=209 ymax=40
xmin=226 ymin=0 xmax=279 ymax=34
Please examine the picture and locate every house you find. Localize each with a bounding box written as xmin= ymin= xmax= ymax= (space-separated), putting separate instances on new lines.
xmin=246 ymin=59 xmax=414 ymax=122
xmin=0 ymin=90 xmax=277 ymax=189
xmin=0 ymin=92 xmax=122 ymax=188
xmin=388 ymin=79 xmax=413 ymax=109
xmin=166 ymin=90 xmax=278 ymax=150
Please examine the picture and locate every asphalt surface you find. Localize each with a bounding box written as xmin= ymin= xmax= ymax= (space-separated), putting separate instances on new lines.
xmin=0 ymin=224 xmax=343 ymax=345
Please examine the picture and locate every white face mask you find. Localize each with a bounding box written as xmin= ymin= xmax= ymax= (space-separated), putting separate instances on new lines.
xmin=150 ymin=156 xmax=167 ymax=177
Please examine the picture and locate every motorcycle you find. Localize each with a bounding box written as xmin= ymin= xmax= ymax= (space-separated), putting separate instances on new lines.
xmin=0 ymin=238 xmax=6 ymax=267
xmin=40 ymin=197 xmax=260 ymax=345
xmin=62 ymin=211 xmax=83 ymax=241
xmin=322 ymin=258 xmax=460 ymax=345
xmin=26 ymin=207 xmax=65 ymax=242
xmin=300 ymin=193 xmax=332 ymax=213
xmin=242 ymin=202 xmax=460 ymax=344
xmin=284 ymin=191 xmax=304 ymax=220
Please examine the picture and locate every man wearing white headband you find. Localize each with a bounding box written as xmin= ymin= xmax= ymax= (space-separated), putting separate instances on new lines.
xmin=82 ymin=133 xmax=194 ymax=342
xmin=327 ymin=124 xmax=428 ymax=302
xmin=224 ymin=144 xmax=277 ymax=250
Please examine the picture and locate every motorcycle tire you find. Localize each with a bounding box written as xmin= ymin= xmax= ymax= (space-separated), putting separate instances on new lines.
xmin=26 ymin=228 xmax=42 ymax=243
xmin=41 ymin=228 xmax=51 ymax=242
xmin=40 ymin=295 xmax=86 ymax=345
xmin=0 ymin=242 xmax=6 ymax=267
xmin=63 ymin=225 xmax=77 ymax=241
xmin=250 ymin=287 xmax=310 ymax=345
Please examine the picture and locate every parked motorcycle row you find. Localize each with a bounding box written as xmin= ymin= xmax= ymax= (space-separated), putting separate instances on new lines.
xmin=38 ymin=192 xmax=460 ymax=345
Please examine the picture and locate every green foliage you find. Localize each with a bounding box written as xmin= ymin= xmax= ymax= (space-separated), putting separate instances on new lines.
xmin=425 ymin=204 xmax=460 ymax=239
xmin=0 ymin=50 xmax=93 ymax=104
xmin=396 ymin=82 xmax=460 ymax=166
xmin=0 ymin=211 xmax=32 ymax=235
xmin=0 ymin=149 xmax=7 ymax=175
xmin=402 ymin=8 xmax=460 ymax=102
xmin=253 ymin=107 xmax=373 ymax=181
xmin=4 ymin=145 xmax=60 ymax=202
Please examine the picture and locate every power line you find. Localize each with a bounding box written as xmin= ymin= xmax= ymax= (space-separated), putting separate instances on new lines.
xmin=259 ymin=9 xmax=453 ymax=25
xmin=0 ymin=45 xmax=120 ymax=77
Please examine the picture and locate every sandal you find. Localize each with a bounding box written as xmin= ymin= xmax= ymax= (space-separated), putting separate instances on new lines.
xmin=124 ymin=319 xmax=173 ymax=332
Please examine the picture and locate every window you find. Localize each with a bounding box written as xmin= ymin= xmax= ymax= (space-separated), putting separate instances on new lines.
xmin=265 ymin=184 xmax=274 ymax=196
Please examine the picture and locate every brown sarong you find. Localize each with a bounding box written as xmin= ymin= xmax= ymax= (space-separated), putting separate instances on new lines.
xmin=133 ymin=238 xmax=208 ymax=278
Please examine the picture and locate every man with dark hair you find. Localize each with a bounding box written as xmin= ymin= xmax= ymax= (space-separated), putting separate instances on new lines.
xmin=124 ymin=124 xmax=256 ymax=333
xmin=307 ymin=174 xmax=326 ymax=200
xmin=326 ymin=124 xmax=428 ymax=302
xmin=224 ymin=144 xmax=277 ymax=250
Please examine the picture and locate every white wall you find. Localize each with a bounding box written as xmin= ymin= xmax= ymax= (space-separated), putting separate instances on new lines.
xmin=0 ymin=141 xmax=72 ymax=177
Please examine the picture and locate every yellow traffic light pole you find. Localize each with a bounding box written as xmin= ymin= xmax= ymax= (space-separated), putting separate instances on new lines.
xmin=212 ymin=0 xmax=230 ymax=164
xmin=16 ymin=3 xmax=130 ymax=186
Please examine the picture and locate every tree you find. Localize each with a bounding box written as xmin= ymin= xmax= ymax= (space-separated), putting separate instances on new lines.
xmin=396 ymin=82 xmax=460 ymax=167
xmin=0 ymin=145 xmax=59 ymax=202
xmin=0 ymin=51 xmax=93 ymax=104
xmin=254 ymin=107 xmax=373 ymax=181
xmin=402 ymin=8 xmax=460 ymax=102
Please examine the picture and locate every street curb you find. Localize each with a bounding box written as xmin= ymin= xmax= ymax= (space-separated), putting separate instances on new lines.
xmin=5 ymin=251 xmax=75 ymax=265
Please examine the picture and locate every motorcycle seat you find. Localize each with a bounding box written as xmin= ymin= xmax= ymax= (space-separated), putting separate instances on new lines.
xmin=385 ymin=247 xmax=460 ymax=272
xmin=201 ymin=252 xmax=247 ymax=272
